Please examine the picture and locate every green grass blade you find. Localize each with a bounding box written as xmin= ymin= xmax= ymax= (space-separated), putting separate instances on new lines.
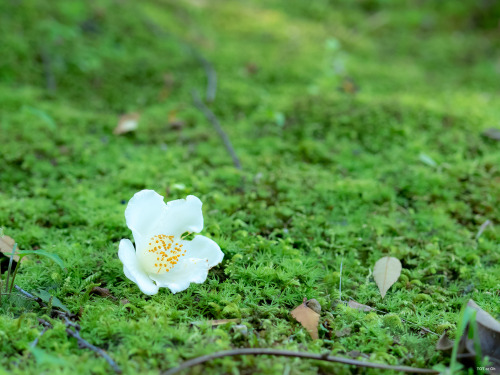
xmin=16 ymin=250 xmax=65 ymax=271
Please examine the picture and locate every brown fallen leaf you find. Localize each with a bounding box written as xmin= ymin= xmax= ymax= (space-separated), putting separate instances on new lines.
xmin=335 ymin=327 xmax=352 ymax=337
xmin=482 ymin=128 xmax=500 ymax=141
xmin=290 ymin=298 xmax=321 ymax=340
xmin=191 ymin=319 xmax=240 ymax=327
xmin=0 ymin=235 xmax=20 ymax=262
xmin=339 ymin=77 xmax=359 ymax=94
xmin=348 ymin=300 xmax=373 ymax=312
xmin=90 ymin=286 xmax=117 ymax=300
xmin=436 ymin=331 xmax=454 ymax=351
xmin=305 ymin=298 xmax=322 ymax=314
xmin=168 ymin=110 xmax=185 ymax=130
xmin=467 ymin=300 xmax=500 ymax=366
xmin=114 ymin=113 xmax=140 ymax=135
xmin=373 ymin=256 xmax=402 ymax=298
xmin=436 ymin=300 xmax=500 ymax=373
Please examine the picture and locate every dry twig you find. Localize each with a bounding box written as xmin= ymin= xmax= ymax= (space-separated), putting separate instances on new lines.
xmin=65 ymin=326 xmax=122 ymax=374
xmin=30 ymin=319 xmax=53 ymax=348
xmin=161 ymin=348 xmax=438 ymax=375
xmin=192 ymin=90 xmax=242 ymax=170
xmin=14 ymin=285 xmax=121 ymax=374
xmin=142 ymin=18 xmax=217 ymax=102
xmin=40 ymin=48 xmax=57 ymax=93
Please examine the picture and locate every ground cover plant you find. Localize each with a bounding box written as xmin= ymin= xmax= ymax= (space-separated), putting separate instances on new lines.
xmin=1 ymin=0 xmax=499 ymax=374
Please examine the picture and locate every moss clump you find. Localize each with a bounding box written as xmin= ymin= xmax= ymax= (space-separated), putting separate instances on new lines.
xmin=383 ymin=314 xmax=405 ymax=334
xmin=1 ymin=0 xmax=500 ymax=374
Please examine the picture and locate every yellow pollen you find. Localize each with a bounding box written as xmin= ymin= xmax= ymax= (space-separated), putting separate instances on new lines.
xmin=146 ymin=234 xmax=185 ymax=273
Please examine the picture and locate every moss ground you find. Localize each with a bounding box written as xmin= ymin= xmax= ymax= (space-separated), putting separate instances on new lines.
xmin=1 ymin=0 xmax=499 ymax=374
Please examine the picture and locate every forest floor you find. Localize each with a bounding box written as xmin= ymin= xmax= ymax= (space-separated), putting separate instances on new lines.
xmin=0 ymin=0 xmax=499 ymax=374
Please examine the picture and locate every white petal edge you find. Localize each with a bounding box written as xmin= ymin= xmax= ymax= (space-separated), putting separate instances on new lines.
xmin=118 ymin=239 xmax=159 ymax=295
xmin=162 ymin=195 xmax=204 ymax=237
xmin=149 ymin=257 xmax=209 ymax=294
xmin=123 ymin=264 xmax=137 ymax=284
xmin=185 ymin=235 xmax=224 ymax=269
xmin=125 ymin=190 xmax=167 ymax=238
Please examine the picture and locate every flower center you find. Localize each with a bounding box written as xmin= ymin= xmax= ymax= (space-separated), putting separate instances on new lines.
xmin=140 ymin=234 xmax=186 ymax=274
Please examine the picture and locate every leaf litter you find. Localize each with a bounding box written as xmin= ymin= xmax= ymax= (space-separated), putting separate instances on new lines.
xmin=113 ymin=113 xmax=140 ymax=135
xmin=290 ymin=298 xmax=321 ymax=339
xmin=373 ymin=256 xmax=402 ymax=298
xmin=436 ymin=300 xmax=500 ymax=373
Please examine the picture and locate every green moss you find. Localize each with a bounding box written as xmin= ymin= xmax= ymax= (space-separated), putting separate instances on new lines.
xmin=383 ymin=314 xmax=405 ymax=334
xmin=1 ymin=0 xmax=499 ymax=374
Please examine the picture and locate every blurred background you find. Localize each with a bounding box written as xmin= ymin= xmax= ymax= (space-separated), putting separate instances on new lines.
xmin=1 ymin=1 xmax=500 ymax=373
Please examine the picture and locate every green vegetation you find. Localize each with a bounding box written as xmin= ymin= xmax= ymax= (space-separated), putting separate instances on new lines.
xmin=1 ymin=0 xmax=499 ymax=374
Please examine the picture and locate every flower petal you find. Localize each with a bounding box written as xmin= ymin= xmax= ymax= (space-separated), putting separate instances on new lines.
xmin=123 ymin=264 xmax=137 ymax=284
xmin=185 ymin=235 xmax=224 ymax=269
xmin=125 ymin=190 xmax=167 ymax=238
xmin=148 ymin=257 xmax=209 ymax=294
xmin=118 ymin=239 xmax=159 ymax=295
xmin=162 ymin=195 xmax=204 ymax=236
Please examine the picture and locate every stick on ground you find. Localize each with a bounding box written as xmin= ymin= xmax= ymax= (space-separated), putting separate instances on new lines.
xmin=65 ymin=328 xmax=122 ymax=374
xmin=14 ymin=285 xmax=122 ymax=374
xmin=161 ymin=348 xmax=438 ymax=375
xmin=192 ymin=90 xmax=242 ymax=170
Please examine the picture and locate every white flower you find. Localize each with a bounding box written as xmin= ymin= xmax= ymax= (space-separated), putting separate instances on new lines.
xmin=118 ymin=190 xmax=224 ymax=295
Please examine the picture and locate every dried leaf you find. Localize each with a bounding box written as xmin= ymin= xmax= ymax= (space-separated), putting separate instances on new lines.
xmin=290 ymin=299 xmax=320 ymax=340
xmin=348 ymin=300 xmax=373 ymax=312
xmin=114 ymin=113 xmax=140 ymax=135
xmin=305 ymin=298 xmax=322 ymax=314
xmin=482 ymin=128 xmax=500 ymax=141
xmin=335 ymin=327 xmax=352 ymax=337
xmin=339 ymin=77 xmax=359 ymax=94
xmin=373 ymin=256 xmax=402 ymax=298
xmin=0 ymin=235 xmax=19 ymax=262
xmin=90 ymin=286 xmax=117 ymax=300
xmin=436 ymin=332 xmax=454 ymax=351
xmin=168 ymin=110 xmax=185 ymax=130
xmin=191 ymin=319 xmax=240 ymax=327
xmin=467 ymin=300 xmax=500 ymax=361
xmin=436 ymin=300 xmax=500 ymax=373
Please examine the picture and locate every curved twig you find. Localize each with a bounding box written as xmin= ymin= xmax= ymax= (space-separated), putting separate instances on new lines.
xmin=65 ymin=328 xmax=122 ymax=374
xmin=143 ymin=18 xmax=217 ymax=102
xmin=14 ymin=285 xmax=121 ymax=374
xmin=161 ymin=348 xmax=439 ymax=375
xmin=192 ymin=90 xmax=242 ymax=170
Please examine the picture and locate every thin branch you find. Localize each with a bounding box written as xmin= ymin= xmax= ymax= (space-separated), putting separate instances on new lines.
xmin=65 ymin=328 xmax=122 ymax=374
xmin=14 ymin=284 xmax=47 ymax=307
xmin=192 ymin=90 xmax=242 ymax=170
xmin=14 ymin=285 xmax=121 ymax=374
xmin=142 ymin=18 xmax=217 ymax=103
xmin=30 ymin=319 xmax=53 ymax=348
xmin=476 ymin=220 xmax=492 ymax=240
xmin=161 ymin=348 xmax=438 ymax=375
xmin=196 ymin=54 xmax=217 ymax=103
xmin=40 ymin=48 xmax=57 ymax=93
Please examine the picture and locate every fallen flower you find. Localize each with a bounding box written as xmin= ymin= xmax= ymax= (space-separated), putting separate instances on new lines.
xmin=118 ymin=190 xmax=224 ymax=295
